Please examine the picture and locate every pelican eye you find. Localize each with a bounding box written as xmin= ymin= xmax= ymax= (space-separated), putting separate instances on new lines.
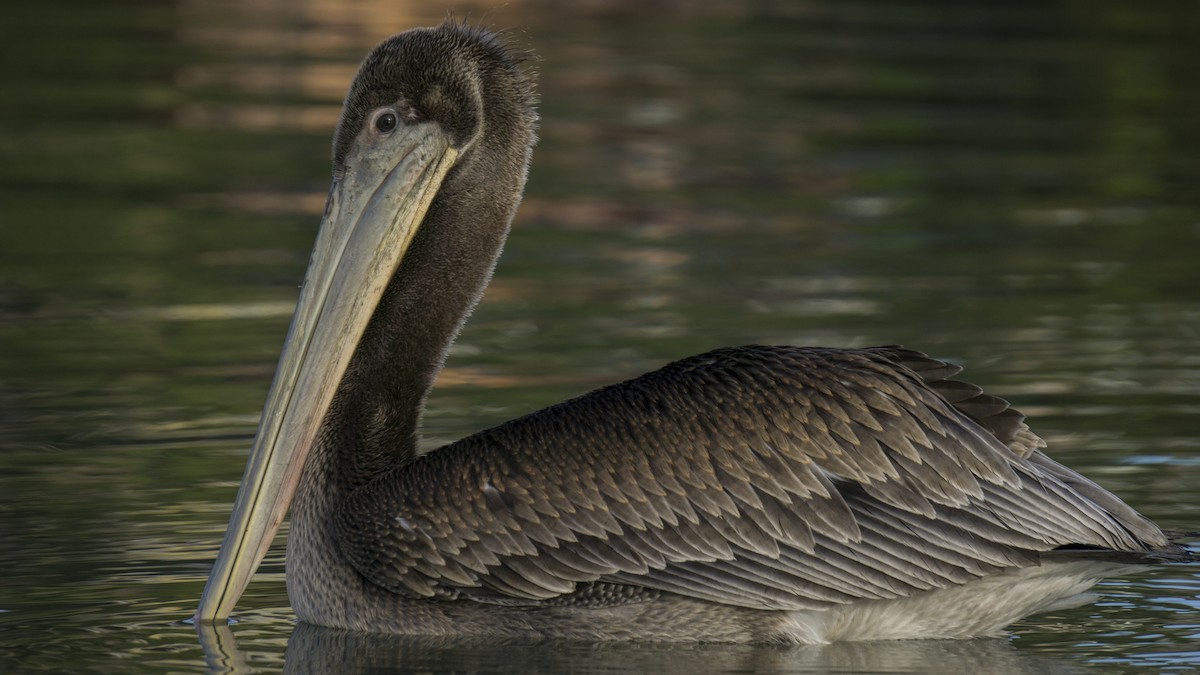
xmin=374 ymin=111 xmax=398 ymax=133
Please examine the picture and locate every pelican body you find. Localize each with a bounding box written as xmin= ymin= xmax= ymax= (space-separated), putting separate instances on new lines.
xmin=195 ymin=22 xmax=1185 ymax=642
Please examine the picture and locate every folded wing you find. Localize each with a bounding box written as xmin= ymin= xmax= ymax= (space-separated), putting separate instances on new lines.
xmin=334 ymin=345 xmax=1167 ymax=610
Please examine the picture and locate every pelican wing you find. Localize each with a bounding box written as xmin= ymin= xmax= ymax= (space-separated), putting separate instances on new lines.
xmin=334 ymin=346 xmax=1166 ymax=610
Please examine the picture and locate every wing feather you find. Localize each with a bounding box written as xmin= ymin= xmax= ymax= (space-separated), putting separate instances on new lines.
xmin=334 ymin=345 xmax=1167 ymax=610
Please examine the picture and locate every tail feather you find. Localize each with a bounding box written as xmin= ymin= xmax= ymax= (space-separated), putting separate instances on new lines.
xmin=1043 ymin=542 xmax=1197 ymax=565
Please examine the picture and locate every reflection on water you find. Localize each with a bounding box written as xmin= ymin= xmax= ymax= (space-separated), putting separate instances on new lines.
xmin=276 ymin=623 xmax=1091 ymax=675
xmin=192 ymin=620 xmax=1096 ymax=674
xmin=2 ymin=0 xmax=1200 ymax=673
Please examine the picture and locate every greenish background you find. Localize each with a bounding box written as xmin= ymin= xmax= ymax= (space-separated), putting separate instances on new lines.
xmin=1 ymin=1 xmax=1198 ymax=672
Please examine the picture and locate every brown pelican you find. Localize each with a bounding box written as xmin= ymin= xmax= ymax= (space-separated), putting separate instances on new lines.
xmin=195 ymin=22 xmax=1188 ymax=642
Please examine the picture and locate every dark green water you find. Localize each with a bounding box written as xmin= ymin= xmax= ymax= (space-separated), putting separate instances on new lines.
xmin=2 ymin=1 xmax=1199 ymax=672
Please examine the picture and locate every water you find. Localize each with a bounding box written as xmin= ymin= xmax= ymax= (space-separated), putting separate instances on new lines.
xmin=2 ymin=1 xmax=1199 ymax=672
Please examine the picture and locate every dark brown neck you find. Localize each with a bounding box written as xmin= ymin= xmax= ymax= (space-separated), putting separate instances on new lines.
xmin=321 ymin=179 xmax=517 ymax=488
xmin=285 ymin=167 xmax=524 ymax=625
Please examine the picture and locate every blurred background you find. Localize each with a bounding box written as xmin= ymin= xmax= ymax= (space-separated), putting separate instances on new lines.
xmin=1 ymin=1 xmax=1198 ymax=672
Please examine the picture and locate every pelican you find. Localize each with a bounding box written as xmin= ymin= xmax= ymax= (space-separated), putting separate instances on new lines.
xmin=195 ymin=22 xmax=1188 ymax=642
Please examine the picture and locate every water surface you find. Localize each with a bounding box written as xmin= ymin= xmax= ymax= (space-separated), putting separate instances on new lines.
xmin=2 ymin=1 xmax=1199 ymax=672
